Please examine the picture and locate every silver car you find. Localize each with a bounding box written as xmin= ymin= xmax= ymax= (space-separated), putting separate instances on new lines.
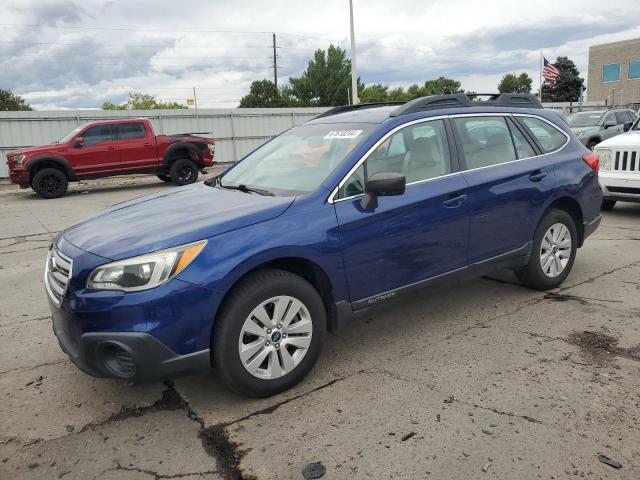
xmin=566 ymin=109 xmax=637 ymax=149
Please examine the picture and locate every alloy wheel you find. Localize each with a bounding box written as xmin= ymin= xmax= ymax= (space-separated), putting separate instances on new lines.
xmin=238 ymin=295 xmax=313 ymax=379
xmin=539 ymin=222 xmax=572 ymax=278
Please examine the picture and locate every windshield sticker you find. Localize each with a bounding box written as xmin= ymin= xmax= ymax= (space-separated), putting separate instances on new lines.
xmin=324 ymin=129 xmax=363 ymax=139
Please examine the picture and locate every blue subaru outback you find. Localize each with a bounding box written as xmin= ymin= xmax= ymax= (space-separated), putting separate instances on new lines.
xmin=47 ymin=94 xmax=602 ymax=396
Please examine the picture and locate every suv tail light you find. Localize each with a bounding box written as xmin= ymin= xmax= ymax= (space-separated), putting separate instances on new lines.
xmin=582 ymin=152 xmax=599 ymax=175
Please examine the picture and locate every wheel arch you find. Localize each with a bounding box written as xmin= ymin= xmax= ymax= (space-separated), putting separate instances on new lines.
xmin=162 ymin=142 xmax=202 ymax=169
xmin=213 ymin=255 xmax=339 ymax=335
xmin=27 ymin=155 xmax=74 ymax=180
xmin=545 ymin=196 xmax=585 ymax=247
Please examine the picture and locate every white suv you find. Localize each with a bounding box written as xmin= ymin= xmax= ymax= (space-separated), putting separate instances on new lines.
xmin=594 ymin=119 xmax=640 ymax=210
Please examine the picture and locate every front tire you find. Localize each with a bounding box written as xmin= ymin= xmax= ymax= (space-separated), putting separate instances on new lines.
xmin=601 ymin=199 xmax=616 ymax=211
xmin=516 ymin=209 xmax=577 ymax=290
xmin=213 ymin=269 xmax=326 ymax=397
xmin=169 ymin=159 xmax=199 ymax=186
xmin=32 ymin=168 xmax=68 ymax=199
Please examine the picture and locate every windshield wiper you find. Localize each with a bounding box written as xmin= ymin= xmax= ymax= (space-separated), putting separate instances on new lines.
xmin=218 ymin=179 xmax=275 ymax=196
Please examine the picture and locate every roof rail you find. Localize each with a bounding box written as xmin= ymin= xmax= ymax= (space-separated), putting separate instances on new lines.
xmin=313 ymin=101 xmax=405 ymax=119
xmin=389 ymin=93 xmax=543 ymax=117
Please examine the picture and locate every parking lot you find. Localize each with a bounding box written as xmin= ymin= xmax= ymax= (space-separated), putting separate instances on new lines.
xmin=1 ymin=174 xmax=639 ymax=480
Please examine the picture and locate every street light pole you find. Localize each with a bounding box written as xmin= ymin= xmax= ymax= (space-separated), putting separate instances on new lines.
xmin=349 ymin=0 xmax=358 ymax=105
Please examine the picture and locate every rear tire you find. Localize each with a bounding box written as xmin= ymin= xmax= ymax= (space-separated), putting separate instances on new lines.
xmin=31 ymin=168 xmax=68 ymax=199
xmin=157 ymin=173 xmax=172 ymax=182
xmin=169 ymin=159 xmax=199 ymax=186
xmin=213 ymin=269 xmax=326 ymax=397
xmin=586 ymin=140 xmax=598 ymax=150
xmin=516 ymin=209 xmax=577 ymax=290
xmin=601 ymin=199 xmax=616 ymax=211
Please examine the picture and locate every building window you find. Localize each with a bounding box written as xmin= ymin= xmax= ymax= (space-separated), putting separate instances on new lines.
xmin=602 ymin=63 xmax=621 ymax=82
xmin=629 ymin=60 xmax=640 ymax=80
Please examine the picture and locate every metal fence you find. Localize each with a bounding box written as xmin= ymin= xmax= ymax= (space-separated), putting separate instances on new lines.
xmin=0 ymin=108 xmax=328 ymax=178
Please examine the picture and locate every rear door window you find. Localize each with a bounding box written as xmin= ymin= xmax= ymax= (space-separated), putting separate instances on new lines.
xmin=518 ymin=117 xmax=567 ymax=153
xmin=615 ymin=111 xmax=630 ymax=124
xmin=506 ymin=118 xmax=536 ymax=159
xmin=82 ymin=125 xmax=113 ymax=146
xmin=117 ymin=123 xmax=147 ymax=140
xmin=453 ymin=116 xmax=517 ymax=169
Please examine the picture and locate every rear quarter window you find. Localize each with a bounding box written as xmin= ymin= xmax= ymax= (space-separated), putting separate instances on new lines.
xmin=518 ymin=117 xmax=567 ymax=153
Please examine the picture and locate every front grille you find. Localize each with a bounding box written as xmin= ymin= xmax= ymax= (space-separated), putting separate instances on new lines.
xmin=607 ymin=186 xmax=640 ymax=195
xmin=45 ymin=245 xmax=72 ymax=306
xmin=613 ymin=150 xmax=640 ymax=173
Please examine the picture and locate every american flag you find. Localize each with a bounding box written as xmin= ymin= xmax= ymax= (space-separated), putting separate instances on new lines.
xmin=543 ymin=57 xmax=561 ymax=85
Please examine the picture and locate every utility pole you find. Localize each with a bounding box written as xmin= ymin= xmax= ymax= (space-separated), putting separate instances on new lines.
xmin=349 ymin=0 xmax=358 ymax=104
xmin=193 ymin=86 xmax=200 ymax=131
xmin=272 ymin=33 xmax=278 ymax=89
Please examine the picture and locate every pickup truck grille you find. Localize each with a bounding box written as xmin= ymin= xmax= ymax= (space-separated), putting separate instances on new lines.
xmin=45 ymin=245 xmax=72 ymax=306
xmin=613 ymin=150 xmax=640 ymax=173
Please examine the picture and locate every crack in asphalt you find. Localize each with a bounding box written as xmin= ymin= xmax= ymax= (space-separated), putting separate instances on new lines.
xmin=0 ymin=359 xmax=66 ymax=377
xmin=105 ymin=462 xmax=221 ymax=479
xmin=371 ymin=369 xmax=545 ymax=425
xmin=0 ymin=314 xmax=50 ymax=328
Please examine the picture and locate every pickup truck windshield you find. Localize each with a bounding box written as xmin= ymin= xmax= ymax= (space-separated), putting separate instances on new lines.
xmin=221 ymin=122 xmax=376 ymax=196
xmin=566 ymin=112 xmax=603 ymax=128
xmin=57 ymin=125 xmax=86 ymax=143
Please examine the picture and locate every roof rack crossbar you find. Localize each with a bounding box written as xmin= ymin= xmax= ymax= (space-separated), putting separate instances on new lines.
xmin=313 ymin=101 xmax=406 ymax=119
xmin=389 ymin=93 xmax=543 ymax=117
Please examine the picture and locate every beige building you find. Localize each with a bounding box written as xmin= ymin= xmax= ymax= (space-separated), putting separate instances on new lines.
xmin=587 ymin=38 xmax=640 ymax=108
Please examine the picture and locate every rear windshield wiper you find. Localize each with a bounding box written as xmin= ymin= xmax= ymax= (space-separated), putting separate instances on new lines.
xmin=218 ymin=180 xmax=275 ymax=196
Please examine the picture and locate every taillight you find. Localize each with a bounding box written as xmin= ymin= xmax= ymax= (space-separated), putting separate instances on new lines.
xmin=582 ymin=152 xmax=599 ymax=175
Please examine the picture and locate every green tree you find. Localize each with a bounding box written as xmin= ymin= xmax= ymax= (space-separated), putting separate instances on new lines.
xmin=0 ymin=89 xmax=32 ymax=111
xmin=423 ymin=77 xmax=464 ymax=95
xmin=103 ymin=92 xmax=187 ymax=110
xmin=541 ymin=57 xmax=584 ymax=102
xmin=239 ymin=80 xmax=298 ymax=107
xmin=289 ymin=45 xmax=364 ymax=106
xmin=359 ymin=84 xmax=389 ymax=103
xmin=498 ymin=73 xmax=533 ymax=93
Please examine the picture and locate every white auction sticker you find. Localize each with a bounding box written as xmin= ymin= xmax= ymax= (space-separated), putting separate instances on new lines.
xmin=324 ymin=129 xmax=363 ymax=139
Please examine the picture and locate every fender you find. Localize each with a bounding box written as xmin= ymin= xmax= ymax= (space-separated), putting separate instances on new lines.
xmin=162 ymin=141 xmax=202 ymax=169
xmin=27 ymin=154 xmax=75 ymax=179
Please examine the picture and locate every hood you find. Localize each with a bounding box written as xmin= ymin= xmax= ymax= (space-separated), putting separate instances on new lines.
xmin=9 ymin=143 xmax=66 ymax=157
xmin=63 ymin=182 xmax=295 ymax=260
xmin=570 ymin=126 xmax=597 ymax=136
xmin=597 ymin=130 xmax=640 ymax=149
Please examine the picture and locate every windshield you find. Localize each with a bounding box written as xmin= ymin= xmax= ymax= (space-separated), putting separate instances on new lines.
xmin=566 ymin=112 xmax=603 ymax=128
xmin=57 ymin=124 xmax=87 ymax=143
xmin=220 ymin=122 xmax=377 ymax=196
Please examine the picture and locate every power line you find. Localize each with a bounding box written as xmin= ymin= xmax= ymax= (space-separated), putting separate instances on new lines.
xmin=0 ymin=23 xmax=343 ymax=42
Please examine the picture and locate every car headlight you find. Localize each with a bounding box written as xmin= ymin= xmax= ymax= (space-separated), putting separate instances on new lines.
xmin=87 ymin=240 xmax=206 ymax=292
xmin=595 ymin=149 xmax=612 ymax=171
xmin=12 ymin=154 xmax=26 ymax=168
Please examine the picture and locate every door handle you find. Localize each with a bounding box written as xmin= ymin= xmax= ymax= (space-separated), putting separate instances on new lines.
xmin=143 ymin=142 xmax=153 ymax=146
xmin=442 ymin=194 xmax=467 ymax=208
xmin=529 ymin=171 xmax=547 ymax=182
xmin=107 ymin=146 xmax=118 ymax=151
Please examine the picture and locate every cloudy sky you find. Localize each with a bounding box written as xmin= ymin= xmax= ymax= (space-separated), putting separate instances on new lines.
xmin=1 ymin=0 xmax=639 ymax=109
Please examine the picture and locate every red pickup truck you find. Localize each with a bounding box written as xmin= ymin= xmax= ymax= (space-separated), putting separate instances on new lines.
xmin=6 ymin=118 xmax=215 ymax=198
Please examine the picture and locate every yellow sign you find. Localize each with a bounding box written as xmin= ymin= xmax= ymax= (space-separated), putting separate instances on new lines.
xmin=186 ymin=98 xmax=195 ymax=106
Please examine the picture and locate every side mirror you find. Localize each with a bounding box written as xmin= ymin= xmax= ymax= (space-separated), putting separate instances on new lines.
xmin=360 ymin=172 xmax=406 ymax=210
xmin=603 ymin=120 xmax=616 ymax=129
xmin=73 ymin=137 xmax=85 ymax=147
xmin=623 ymin=122 xmax=633 ymax=132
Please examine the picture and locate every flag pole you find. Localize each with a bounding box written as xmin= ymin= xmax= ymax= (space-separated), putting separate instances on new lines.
xmin=539 ymin=52 xmax=543 ymax=102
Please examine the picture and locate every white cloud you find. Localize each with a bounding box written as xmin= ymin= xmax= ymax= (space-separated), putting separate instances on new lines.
xmin=1 ymin=0 xmax=639 ymax=109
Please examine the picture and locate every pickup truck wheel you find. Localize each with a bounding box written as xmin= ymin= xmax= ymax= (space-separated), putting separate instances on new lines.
xmin=169 ymin=159 xmax=198 ymax=186
xmin=32 ymin=168 xmax=68 ymax=199
xmin=601 ymin=199 xmax=616 ymax=211
xmin=516 ymin=209 xmax=577 ymax=290
xmin=213 ymin=269 xmax=326 ymax=397
xmin=157 ymin=173 xmax=172 ymax=182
